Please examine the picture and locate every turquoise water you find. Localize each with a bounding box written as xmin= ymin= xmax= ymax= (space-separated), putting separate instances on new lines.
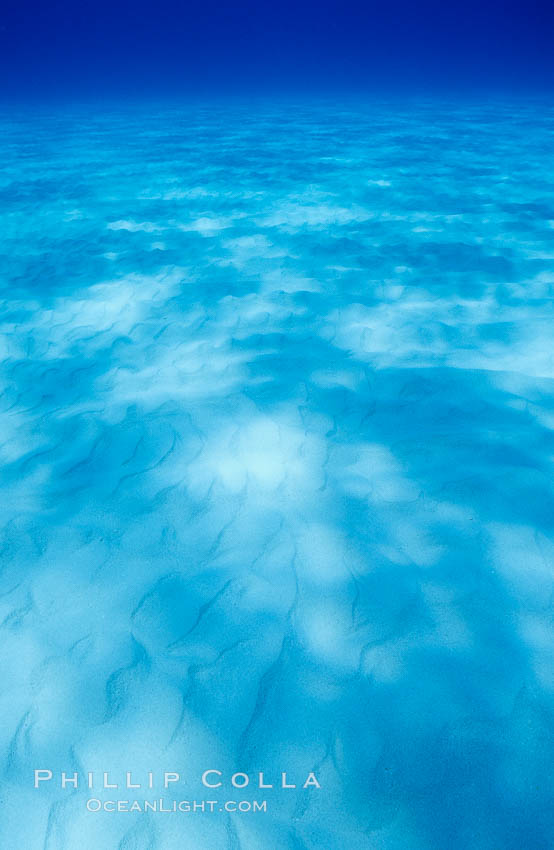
xmin=1 ymin=100 xmax=554 ymax=849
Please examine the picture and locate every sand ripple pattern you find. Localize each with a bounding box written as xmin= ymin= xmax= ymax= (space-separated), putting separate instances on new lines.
xmin=1 ymin=101 xmax=554 ymax=848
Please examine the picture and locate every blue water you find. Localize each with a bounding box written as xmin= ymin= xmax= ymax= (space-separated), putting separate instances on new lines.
xmin=1 ymin=99 xmax=554 ymax=849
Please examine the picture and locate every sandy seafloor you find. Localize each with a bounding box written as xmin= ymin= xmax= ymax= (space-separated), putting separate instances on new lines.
xmin=1 ymin=99 xmax=554 ymax=849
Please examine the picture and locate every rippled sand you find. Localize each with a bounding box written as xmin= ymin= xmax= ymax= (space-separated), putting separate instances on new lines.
xmin=1 ymin=99 xmax=554 ymax=849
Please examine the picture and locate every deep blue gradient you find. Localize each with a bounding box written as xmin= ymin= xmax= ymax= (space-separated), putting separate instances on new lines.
xmin=1 ymin=98 xmax=554 ymax=848
xmin=2 ymin=0 xmax=554 ymax=97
